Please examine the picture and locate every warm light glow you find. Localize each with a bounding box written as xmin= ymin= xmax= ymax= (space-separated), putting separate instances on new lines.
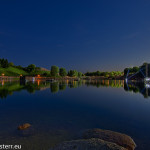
xmin=37 ymin=80 xmax=40 ymax=86
xmin=2 ymin=80 xmax=4 ymax=86
xmin=2 ymin=73 xmax=5 ymax=76
xmin=37 ymin=75 xmax=40 ymax=77
xmin=20 ymin=74 xmax=23 ymax=77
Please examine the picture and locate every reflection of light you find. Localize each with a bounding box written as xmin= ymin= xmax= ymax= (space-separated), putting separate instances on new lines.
xmin=37 ymin=80 xmax=40 ymax=86
xmin=145 ymin=77 xmax=150 ymax=81
xmin=145 ymin=84 xmax=150 ymax=88
xmin=2 ymin=80 xmax=4 ymax=86
xmin=32 ymin=77 xmax=35 ymax=82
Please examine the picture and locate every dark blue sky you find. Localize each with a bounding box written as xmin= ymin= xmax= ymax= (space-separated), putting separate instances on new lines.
xmin=0 ymin=0 xmax=150 ymax=72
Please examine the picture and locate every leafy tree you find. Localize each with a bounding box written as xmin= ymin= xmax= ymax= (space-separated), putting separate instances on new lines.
xmin=51 ymin=66 xmax=59 ymax=76
xmin=68 ymin=70 xmax=78 ymax=77
xmin=0 ymin=58 xmax=9 ymax=68
xmin=43 ymin=72 xmax=49 ymax=77
xmin=133 ymin=66 xmax=139 ymax=72
xmin=16 ymin=65 xmax=24 ymax=70
xmin=59 ymin=68 xmax=67 ymax=77
xmin=26 ymin=64 xmax=36 ymax=73
xmin=9 ymin=62 xmax=14 ymax=67
xmin=96 ymin=71 xmax=101 ymax=76
xmin=124 ymin=68 xmax=129 ymax=76
xmin=78 ymin=72 xmax=83 ymax=77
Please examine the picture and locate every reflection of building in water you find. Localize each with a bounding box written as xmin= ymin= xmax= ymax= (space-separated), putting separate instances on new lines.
xmin=125 ymin=63 xmax=150 ymax=81
xmin=124 ymin=81 xmax=150 ymax=98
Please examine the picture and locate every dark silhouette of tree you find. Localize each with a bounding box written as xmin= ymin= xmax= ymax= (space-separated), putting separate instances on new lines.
xmin=0 ymin=58 xmax=9 ymax=68
xmin=26 ymin=64 xmax=36 ymax=73
xmin=59 ymin=68 xmax=67 ymax=77
xmin=68 ymin=70 xmax=78 ymax=77
xmin=51 ymin=66 xmax=59 ymax=77
xmin=50 ymin=82 xmax=59 ymax=93
xmin=59 ymin=84 xmax=66 ymax=91
xmin=78 ymin=72 xmax=83 ymax=77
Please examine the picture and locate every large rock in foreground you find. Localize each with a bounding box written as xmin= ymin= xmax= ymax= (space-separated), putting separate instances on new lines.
xmin=83 ymin=129 xmax=136 ymax=150
xmin=51 ymin=138 xmax=127 ymax=150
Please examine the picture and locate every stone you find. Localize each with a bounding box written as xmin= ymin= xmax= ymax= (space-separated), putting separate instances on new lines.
xmin=17 ymin=123 xmax=31 ymax=130
xmin=50 ymin=138 xmax=127 ymax=150
xmin=83 ymin=129 xmax=136 ymax=150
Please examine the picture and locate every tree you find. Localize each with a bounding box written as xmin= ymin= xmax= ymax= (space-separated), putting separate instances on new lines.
xmin=96 ymin=71 xmax=101 ymax=76
xmin=9 ymin=62 xmax=14 ymax=67
xmin=68 ymin=70 xmax=78 ymax=77
xmin=132 ymin=66 xmax=139 ymax=72
xmin=26 ymin=64 xmax=36 ymax=73
xmin=59 ymin=68 xmax=67 ymax=77
xmin=78 ymin=72 xmax=83 ymax=77
xmin=51 ymin=66 xmax=59 ymax=76
xmin=0 ymin=58 xmax=9 ymax=68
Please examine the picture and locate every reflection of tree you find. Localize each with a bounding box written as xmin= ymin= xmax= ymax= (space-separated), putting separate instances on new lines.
xmin=59 ymin=84 xmax=66 ymax=91
xmin=78 ymin=80 xmax=82 ymax=87
xmin=124 ymin=82 xmax=150 ymax=98
xmin=68 ymin=81 xmax=78 ymax=88
xmin=0 ymin=81 xmax=50 ymax=99
xmin=50 ymin=82 xmax=59 ymax=93
xmin=26 ymin=84 xmax=36 ymax=93
xmin=0 ymin=89 xmax=10 ymax=99
xmin=25 ymin=82 xmax=41 ymax=93
xmin=85 ymin=80 xmax=124 ymax=88
xmin=2 ymin=79 xmax=149 ymax=99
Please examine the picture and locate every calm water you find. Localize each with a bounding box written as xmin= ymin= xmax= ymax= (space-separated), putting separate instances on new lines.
xmin=0 ymin=80 xmax=150 ymax=150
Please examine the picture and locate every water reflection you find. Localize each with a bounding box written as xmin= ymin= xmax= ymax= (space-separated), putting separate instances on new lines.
xmin=124 ymin=81 xmax=150 ymax=98
xmin=1 ymin=79 xmax=150 ymax=99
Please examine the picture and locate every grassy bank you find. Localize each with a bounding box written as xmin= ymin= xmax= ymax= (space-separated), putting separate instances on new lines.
xmin=0 ymin=66 xmax=50 ymax=76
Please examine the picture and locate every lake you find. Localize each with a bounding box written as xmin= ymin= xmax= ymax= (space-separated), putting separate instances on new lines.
xmin=0 ymin=80 xmax=150 ymax=150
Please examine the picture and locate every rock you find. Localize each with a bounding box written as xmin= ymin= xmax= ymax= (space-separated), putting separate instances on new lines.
xmin=50 ymin=138 xmax=127 ymax=150
xmin=17 ymin=123 xmax=31 ymax=130
xmin=83 ymin=129 xmax=136 ymax=150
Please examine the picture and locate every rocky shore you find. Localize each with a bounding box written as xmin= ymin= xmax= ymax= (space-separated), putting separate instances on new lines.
xmin=50 ymin=128 xmax=136 ymax=150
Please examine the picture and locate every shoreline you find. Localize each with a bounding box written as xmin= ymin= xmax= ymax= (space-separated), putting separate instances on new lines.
xmin=0 ymin=75 xmax=124 ymax=81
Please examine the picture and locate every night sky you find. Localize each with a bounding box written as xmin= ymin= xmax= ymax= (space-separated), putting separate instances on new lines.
xmin=0 ymin=0 xmax=150 ymax=72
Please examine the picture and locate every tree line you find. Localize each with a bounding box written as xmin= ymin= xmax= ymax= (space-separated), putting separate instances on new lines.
xmin=124 ymin=63 xmax=149 ymax=77
xmin=50 ymin=65 xmax=83 ymax=77
xmin=2 ymin=58 xmax=147 ymax=78
xmin=85 ymin=71 xmax=123 ymax=78
xmin=0 ymin=58 xmax=14 ymax=68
